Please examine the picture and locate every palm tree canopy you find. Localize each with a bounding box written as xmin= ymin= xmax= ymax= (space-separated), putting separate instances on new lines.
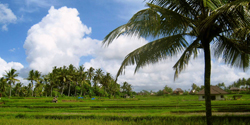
xmin=103 ymin=0 xmax=250 ymax=80
xmin=4 ymin=68 xmax=20 ymax=84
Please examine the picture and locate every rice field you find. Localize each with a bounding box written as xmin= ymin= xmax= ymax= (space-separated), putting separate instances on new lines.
xmin=0 ymin=94 xmax=250 ymax=125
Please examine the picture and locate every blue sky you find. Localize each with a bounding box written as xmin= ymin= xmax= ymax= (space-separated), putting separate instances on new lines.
xmin=0 ymin=0 xmax=249 ymax=92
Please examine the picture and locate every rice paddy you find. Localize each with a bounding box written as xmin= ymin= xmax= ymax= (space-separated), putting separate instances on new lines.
xmin=0 ymin=94 xmax=250 ymax=125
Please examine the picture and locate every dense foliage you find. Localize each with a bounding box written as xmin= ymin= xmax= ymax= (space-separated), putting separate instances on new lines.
xmin=0 ymin=65 xmax=133 ymax=98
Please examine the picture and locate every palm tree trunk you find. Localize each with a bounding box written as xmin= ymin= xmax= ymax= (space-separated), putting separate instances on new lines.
xmin=68 ymin=82 xmax=70 ymax=97
xmin=74 ymin=83 xmax=77 ymax=97
xmin=51 ymin=86 xmax=53 ymax=97
xmin=61 ymin=83 xmax=64 ymax=96
xmin=203 ymin=41 xmax=212 ymax=125
xmin=31 ymin=81 xmax=33 ymax=97
xmin=9 ymin=84 xmax=11 ymax=98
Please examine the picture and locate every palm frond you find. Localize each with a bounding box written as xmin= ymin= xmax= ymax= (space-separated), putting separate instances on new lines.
xmin=213 ymin=35 xmax=250 ymax=70
xmin=103 ymin=3 xmax=193 ymax=46
xmin=201 ymin=0 xmax=250 ymax=32
xmin=173 ymin=38 xmax=201 ymax=79
xmin=115 ymin=34 xmax=188 ymax=80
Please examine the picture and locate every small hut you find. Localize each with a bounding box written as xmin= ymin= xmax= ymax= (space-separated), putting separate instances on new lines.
xmin=230 ymin=87 xmax=240 ymax=93
xmin=197 ymin=86 xmax=228 ymax=101
xmin=173 ymin=88 xmax=184 ymax=95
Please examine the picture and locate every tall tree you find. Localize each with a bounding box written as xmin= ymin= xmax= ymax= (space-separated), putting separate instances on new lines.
xmin=77 ymin=65 xmax=88 ymax=96
xmin=163 ymin=85 xmax=173 ymax=94
xmin=93 ymin=68 xmax=103 ymax=90
xmin=14 ymin=83 xmax=22 ymax=97
xmin=47 ymin=67 xmax=57 ymax=97
xmin=87 ymin=67 xmax=95 ymax=82
xmin=4 ymin=68 xmax=20 ymax=98
xmin=26 ymin=70 xmax=35 ymax=97
xmin=103 ymin=0 xmax=250 ymax=124
xmin=34 ymin=70 xmax=42 ymax=97
xmin=0 ymin=77 xmax=7 ymax=96
xmin=100 ymin=72 xmax=112 ymax=93
xmin=67 ymin=64 xmax=75 ymax=96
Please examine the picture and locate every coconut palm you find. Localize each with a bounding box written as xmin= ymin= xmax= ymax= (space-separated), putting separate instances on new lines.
xmin=93 ymin=68 xmax=104 ymax=90
xmin=77 ymin=65 xmax=88 ymax=96
xmin=0 ymin=77 xmax=7 ymax=95
xmin=14 ymin=83 xmax=22 ymax=97
xmin=26 ymin=70 xmax=35 ymax=97
xmin=47 ymin=67 xmax=57 ymax=97
xmin=103 ymin=0 xmax=250 ymax=124
xmin=100 ymin=72 xmax=113 ymax=93
xmin=87 ymin=67 xmax=95 ymax=82
xmin=57 ymin=66 xmax=70 ymax=96
xmin=4 ymin=68 xmax=20 ymax=98
xmin=33 ymin=70 xmax=42 ymax=97
xmin=67 ymin=64 xmax=76 ymax=96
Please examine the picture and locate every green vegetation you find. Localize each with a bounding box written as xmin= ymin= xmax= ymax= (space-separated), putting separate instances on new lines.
xmin=0 ymin=65 xmax=133 ymax=98
xmin=103 ymin=0 xmax=250 ymax=124
xmin=0 ymin=95 xmax=249 ymax=124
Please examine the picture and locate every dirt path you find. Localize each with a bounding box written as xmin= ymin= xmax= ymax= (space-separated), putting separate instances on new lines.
xmin=173 ymin=112 xmax=250 ymax=116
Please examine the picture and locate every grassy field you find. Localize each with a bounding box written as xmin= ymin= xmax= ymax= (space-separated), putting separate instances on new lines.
xmin=0 ymin=94 xmax=250 ymax=125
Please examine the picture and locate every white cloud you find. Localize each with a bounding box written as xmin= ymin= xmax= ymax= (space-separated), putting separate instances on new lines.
xmin=24 ymin=6 xmax=96 ymax=74
xmin=84 ymin=36 xmax=250 ymax=92
xmin=0 ymin=3 xmax=17 ymax=31
xmin=9 ymin=48 xmax=16 ymax=52
xmin=23 ymin=5 xmax=250 ymax=92
xmin=0 ymin=58 xmax=24 ymax=78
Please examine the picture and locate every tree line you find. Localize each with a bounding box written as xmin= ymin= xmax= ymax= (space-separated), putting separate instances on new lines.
xmin=0 ymin=64 xmax=133 ymax=98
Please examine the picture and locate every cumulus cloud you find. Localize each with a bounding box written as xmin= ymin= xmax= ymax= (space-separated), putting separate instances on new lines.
xmin=0 ymin=3 xmax=17 ymax=31
xmin=24 ymin=6 xmax=97 ymax=74
xmin=23 ymin=5 xmax=250 ymax=92
xmin=0 ymin=58 xmax=24 ymax=77
xmin=84 ymin=37 xmax=250 ymax=92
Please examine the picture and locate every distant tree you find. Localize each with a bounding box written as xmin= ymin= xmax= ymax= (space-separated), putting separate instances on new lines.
xmin=0 ymin=77 xmax=7 ymax=96
xmin=163 ymin=85 xmax=173 ymax=94
xmin=191 ymin=83 xmax=201 ymax=91
xmin=216 ymin=82 xmax=226 ymax=90
xmin=14 ymin=83 xmax=22 ymax=97
xmin=4 ymin=68 xmax=20 ymax=98
xmin=26 ymin=70 xmax=35 ymax=97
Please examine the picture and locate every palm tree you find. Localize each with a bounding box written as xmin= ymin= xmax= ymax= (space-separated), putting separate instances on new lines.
xmin=103 ymin=0 xmax=250 ymax=124
xmin=77 ymin=65 xmax=88 ymax=96
xmin=121 ymin=81 xmax=128 ymax=93
xmin=34 ymin=70 xmax=42 ymax=97
xmin=26 ymin=70 xmax=35 ymax=97
xmin=4 ymin=68 xmax=20 ymax=98
xmin=87 ymin=67 xmax=95 ymax=82
xmin=67 ymin=64 xmax=75 ymax=96
xmin=93 ymin=68 xmax=103 ymax=91
xmin=0 ymin=77 xmax=7 ymax=96
xmin=14 ymin=83 xmax=22 ymax=97
xmin=100 ymin=73 xmax=113 ymax=93
xmin=58 ymin=66 xmax=70 ymax=96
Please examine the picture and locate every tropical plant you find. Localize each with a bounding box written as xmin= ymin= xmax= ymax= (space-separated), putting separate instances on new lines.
xmin=163 ymin=85 xmax=173 ymax=94
xmin=103 ymin=0 xmax=250 ymax=124
xmin=100 ymin=72 xmax=113 ymax=93
xmin=0 ymin=77 xmax=7 ymax=95
xmin=77 ymin=65 xmax=89 ymax=96
xmin=67 ymin=64 xmax=75 ymax=96
xmin=87 ymin=67 xmax=95 ymax=82
xmin=4 ymin=68 xmax=20 ymax=98
xmin=26 ymin=70 xmax=35 ymax=97
xmin=14 ymin=82 xmax=22 ymax=97
xmin=47 ymin=67 xmax=58 ymax=97
xmin=33 ymin=70 xmax=42 ymax=97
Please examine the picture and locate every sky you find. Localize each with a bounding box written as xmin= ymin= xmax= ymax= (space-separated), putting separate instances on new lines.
xmin=0 ymin=0 xmax=249 ymax=92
